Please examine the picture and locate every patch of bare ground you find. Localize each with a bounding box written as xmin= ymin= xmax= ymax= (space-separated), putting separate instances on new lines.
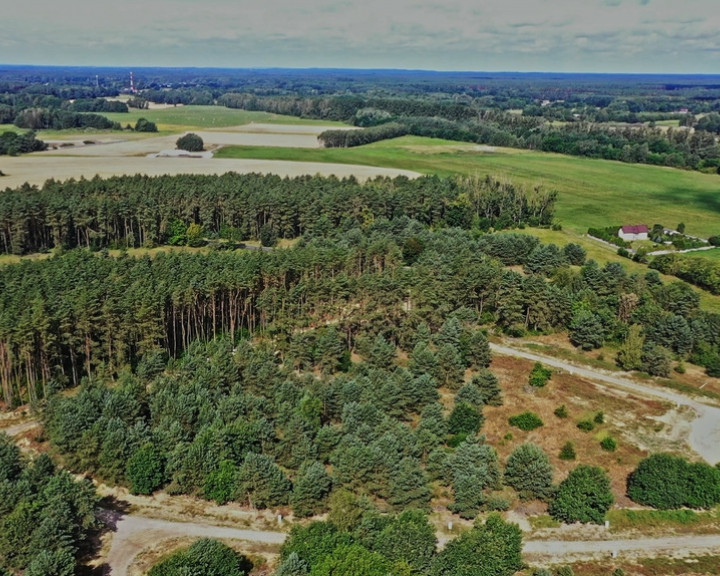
xmin=568 ymin=555 xmax=720 ymax=576
xmin=215 ymin=122 xmax=356 ymax=135
xmin=0 ymin=156 xmax=419 ymax=190
xmin=483 ymin=354 xmax=668 ymax=508
xmin=522 ymin=332 xmax=720 ymax=400
xmin=95 ymin=484 xmax=289 ymax=532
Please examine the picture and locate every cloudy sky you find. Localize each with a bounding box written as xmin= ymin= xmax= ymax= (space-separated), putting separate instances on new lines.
xmin=2 ymin=0 xmax=718 ymax=73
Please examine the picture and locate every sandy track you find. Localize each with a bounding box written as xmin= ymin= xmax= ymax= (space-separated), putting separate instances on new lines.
xmin=490 ymin=342 xmax=720 ymax=464
xmin=524 ymin=534 xmax=720 ymax=559
xmin=0 ymin=420 xmax=39 ymax=437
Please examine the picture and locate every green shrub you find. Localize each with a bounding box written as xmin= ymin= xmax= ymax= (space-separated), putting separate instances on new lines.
xmin=594 ymin=411 xmax=605 ymax=424
xmin=126 ymin=444 xmax=166 ymax=495
xmin=484 ymin=495 xmax=511 ymax=511
xmin=529 ymin=362 xmax=552 ymax=387
xmin=553 ymin=405 xmax=568 ymax=418
xmin=576 ymin=419 xmax=595 ymax=432
xmin=559 ymin=442 xmax=576 ymax=461
xmin=135 ymin=117 xmax=158 ymax=132
xmin=508 ymin=411 xmax=544 ymax=431
xmin=627 ymin=453 xmax=720 ymax=509
xmin=448 ymin=402 xmax=484 ymax=435
xmin=176 ymin=132 xmax=204 ymax=151
xmin=600 ymin=437 xmax=617 ymax=452
xmin=148 ymin=538 xmax=250 ymax=576
xmin=549 ymin=465 xmax=613 ymax=524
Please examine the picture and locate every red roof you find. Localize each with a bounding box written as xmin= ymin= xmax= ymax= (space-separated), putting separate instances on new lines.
xmin=621 ymin=225 xmax=648 ymax=234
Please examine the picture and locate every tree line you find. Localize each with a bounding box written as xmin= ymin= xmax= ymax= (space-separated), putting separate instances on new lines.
xmin=650 ymin=253 xmax=720 ymax=296
xmin=0 ymin=130 xmax=47 ymax=156
xmin=218 ymin=92 xmax=720 ymax=171
xmin=0 ymin=173 xmax=556 ymax=255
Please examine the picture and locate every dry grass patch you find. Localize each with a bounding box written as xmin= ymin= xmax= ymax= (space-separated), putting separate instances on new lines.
xmin=567 ymin=556 xmax=720 ymax=576
xmin=484 ymin=355 xmax=669 ymax=507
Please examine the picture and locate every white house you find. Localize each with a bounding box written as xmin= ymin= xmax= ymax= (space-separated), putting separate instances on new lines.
xmin=618 ymin=225 xmax=649 ymax=242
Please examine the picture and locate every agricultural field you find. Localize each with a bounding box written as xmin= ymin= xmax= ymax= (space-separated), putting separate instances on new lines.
xmin=0 ymin=117 xmax=408 ymax=188
xmin=101 ymin=105 xmax=346 ymax=132
xmin=216 ymin=135 xmax=720 ymax=239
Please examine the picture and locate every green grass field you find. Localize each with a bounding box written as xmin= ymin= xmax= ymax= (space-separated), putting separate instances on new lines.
xmin=675 ymin=248 xmax=720 ymax=261
xmin=215 ymin=136 xmax=720 ymax=238
xmin=101 ymin=106 xmax=345 ymax=132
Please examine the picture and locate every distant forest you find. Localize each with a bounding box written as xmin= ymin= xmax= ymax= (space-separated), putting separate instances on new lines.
xmin=2 ymin=66 xmax=720 ymax=170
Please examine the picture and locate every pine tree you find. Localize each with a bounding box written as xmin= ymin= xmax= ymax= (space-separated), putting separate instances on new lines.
xmin=504 ymin=443 xmax=554 ymax=500
xmin=290 ymin=462 xmax=333 ymax=518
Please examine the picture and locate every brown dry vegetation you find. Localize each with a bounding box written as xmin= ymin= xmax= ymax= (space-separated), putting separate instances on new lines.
xmin=482 ymin=354 xmax=670 ymax=508
xmin=566 ymin=555 xmax=720 ymax=576
xmin=517 ymin=333 xmax=720 ymax=402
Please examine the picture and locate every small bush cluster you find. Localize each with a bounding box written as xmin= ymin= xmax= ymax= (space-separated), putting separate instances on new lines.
xmin=587 ymin=226 xmax=630 ymax=248
xmin=528 ymin=362 xmax=552 ymax=387
xmin=508 ymin=411 xmax=544 ymax=431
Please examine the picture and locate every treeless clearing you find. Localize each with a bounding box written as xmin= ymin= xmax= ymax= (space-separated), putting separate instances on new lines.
xmin=0 ymin=124 xmax=414 ymax=187
xmin=0 ymin=127 xmax=412 ymax=189
xmin=483 ymin=354 xmax=671 ymax=508
xmin=0 ymin=156 xmax=417 ymax=188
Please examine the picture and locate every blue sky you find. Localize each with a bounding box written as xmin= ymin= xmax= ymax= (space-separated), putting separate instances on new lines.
xmin=2 ymin=0 xmax=719 ymax=73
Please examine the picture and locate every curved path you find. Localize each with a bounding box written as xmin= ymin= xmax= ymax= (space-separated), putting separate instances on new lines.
xmin=490 ymin=342 xmax=720 ymax=464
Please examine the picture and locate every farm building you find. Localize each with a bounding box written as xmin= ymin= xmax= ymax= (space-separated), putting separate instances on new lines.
xmin=618 ymin=225 xmax=649 ymax=241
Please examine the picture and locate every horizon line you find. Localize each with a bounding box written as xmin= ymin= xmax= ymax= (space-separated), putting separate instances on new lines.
xmin=1 ymin=63 xmax=720 ymax=77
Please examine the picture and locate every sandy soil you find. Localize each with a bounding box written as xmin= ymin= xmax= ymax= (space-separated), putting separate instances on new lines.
xmin=490 ymin=342 xmax=720 ymax=464
xmin=0 ymin=124 xmax=418 ymax=187
xmin=103 ymin=511 xmax=720 ymax=575
xmin=216 ymin=122 xmax=356 ymax=135
xmin=0 ymin=156 xmax=418 ymax=189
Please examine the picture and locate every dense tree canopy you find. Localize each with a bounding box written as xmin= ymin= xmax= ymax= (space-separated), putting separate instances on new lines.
xmin=627 ymin=454 xmax=720 ymax=510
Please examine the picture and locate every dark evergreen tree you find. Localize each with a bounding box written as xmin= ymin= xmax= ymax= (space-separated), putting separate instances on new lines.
xmin=431 ymin=513 xmax=523 ymax=576
xmin=504 ymin=443 xmax=554 ymax=501
xmin=290 ymin=462 xmax=333 ymax=518
xmin=549 ymin=465 xmax=613 ymax=524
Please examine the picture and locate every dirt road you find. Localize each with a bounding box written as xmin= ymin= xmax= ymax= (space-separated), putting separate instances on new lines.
xmin=105 ymin=513 xmax=720 ymax=574
xmin=524 ymin=534 xmax=720 ymax=559
xmin=104 ymin=514 xmax=286 ymax=576
xmin=490 ymin=342 xmax=720 ymax=464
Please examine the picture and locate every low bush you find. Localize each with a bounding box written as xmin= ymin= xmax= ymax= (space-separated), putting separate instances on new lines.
xmin=553 ymin=405 xmax=568 ymax=418
xmin=559 ymin=442 xmax=576 ymax=460
xmin=508 ymin=411 xmax=544 ymax=431
xmin=600 ymin=436 xmax=617 ymax=452
xmin=576 ymin=419 xmax=595 ymax=432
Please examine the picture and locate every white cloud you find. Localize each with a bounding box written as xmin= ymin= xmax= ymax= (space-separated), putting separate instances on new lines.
xmin=2 ymin=0 xmax=719 ymax=71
